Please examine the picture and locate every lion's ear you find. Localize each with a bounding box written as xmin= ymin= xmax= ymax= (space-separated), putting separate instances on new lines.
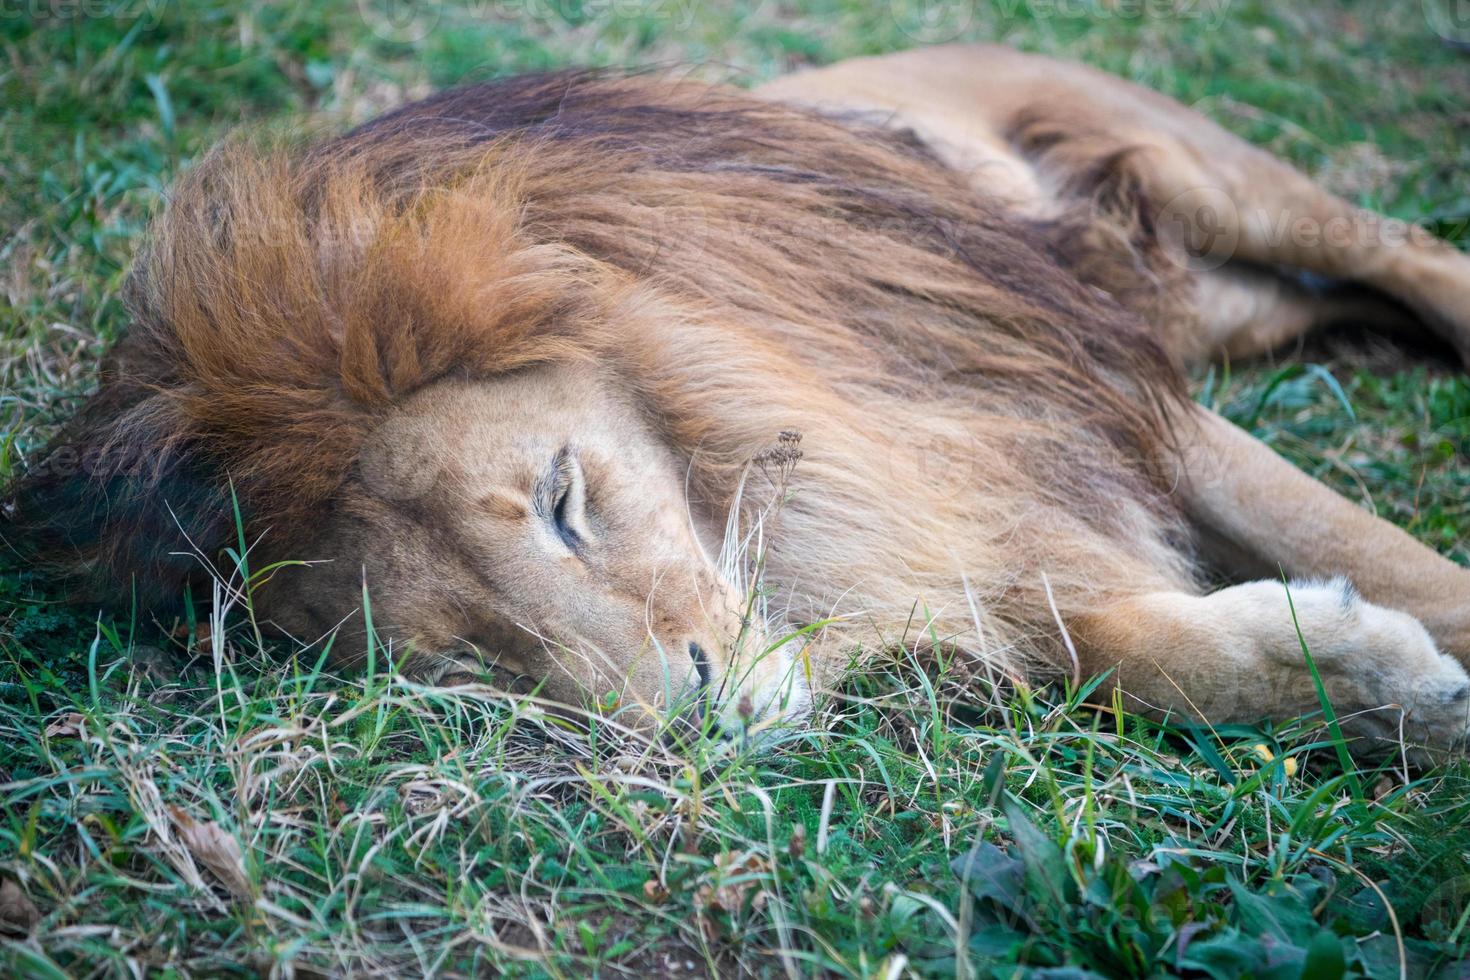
xmin=3 ymin=339 xmax=236 ymax=611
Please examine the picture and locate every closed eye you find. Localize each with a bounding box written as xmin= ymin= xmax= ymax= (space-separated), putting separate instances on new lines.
xmin=552 ymin=479 xmax=578 ymax=548
xmin=542 ymin=446 xmax=588 ymax=552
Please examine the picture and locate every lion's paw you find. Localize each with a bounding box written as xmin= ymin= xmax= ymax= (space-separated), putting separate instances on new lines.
xmin=1298 ymin=581 xmax=1470 ymax=758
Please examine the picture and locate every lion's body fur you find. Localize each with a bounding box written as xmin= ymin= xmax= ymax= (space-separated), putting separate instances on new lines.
xmin=12 ymin=69 xmax=1205 ymax=682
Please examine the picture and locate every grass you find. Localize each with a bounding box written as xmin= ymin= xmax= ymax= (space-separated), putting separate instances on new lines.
xmin=2 ymin=0 xmax=1470 ymax=975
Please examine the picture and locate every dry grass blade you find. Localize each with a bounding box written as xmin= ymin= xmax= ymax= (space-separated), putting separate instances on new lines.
xmin=167 ymin=806 xmax=254 ymax=902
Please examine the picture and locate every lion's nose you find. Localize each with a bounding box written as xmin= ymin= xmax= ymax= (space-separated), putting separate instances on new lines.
xmin=687 ymin=641 xmax=713 ymax=690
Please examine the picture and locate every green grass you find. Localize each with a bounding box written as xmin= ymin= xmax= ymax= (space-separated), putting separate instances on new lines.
xmin=3 ymin=1 xmax=1470 ymax=976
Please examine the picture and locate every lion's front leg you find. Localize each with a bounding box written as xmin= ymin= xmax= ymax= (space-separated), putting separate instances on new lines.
xmin=1175 ymin=405 xmax=1470 ymax=665
xmin=1072 ymin=580 xmax=1470 ymax=758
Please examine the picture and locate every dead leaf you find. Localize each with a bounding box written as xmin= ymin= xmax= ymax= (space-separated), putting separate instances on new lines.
xmin=131 ymin=645 xmax=176 ymax=685
xmin=695 ymin=851 xmax=769 ymax=914
xmin=788 ymin=823 xmax=807 ymax=860
xmin=43 ymin=712 xmax=85 ymax=740
xmin=168 ymin=806 xmax=253 ymax=901
xmin=0 ymin=878 xmax=39 ymax=933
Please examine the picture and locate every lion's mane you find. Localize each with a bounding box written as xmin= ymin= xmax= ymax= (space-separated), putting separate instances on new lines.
xmin=8 ymin=72 xmax=1195 ymax=675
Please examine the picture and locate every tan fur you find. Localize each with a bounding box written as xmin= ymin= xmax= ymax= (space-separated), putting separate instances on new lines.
xmin=765 ymin=45 xmax=1470 ymax=754
xmin=10 ymin=48 xmax=1470 ymax=753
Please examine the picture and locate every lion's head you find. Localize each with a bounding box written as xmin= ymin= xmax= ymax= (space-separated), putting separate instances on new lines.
xmin=276 ymin=365 xmax=807 ymax=735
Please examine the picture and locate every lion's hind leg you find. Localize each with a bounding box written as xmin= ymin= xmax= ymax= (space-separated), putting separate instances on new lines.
xmin=1187 ymin=264 xmax=1427 ymax=363
xmin=759 ymin=43 xmax=1470 ymax=364
xmin=1072 ymin=579 xmax=1470 ymax=759
xmin=992 ymin=53 xmax=1470 ymax=365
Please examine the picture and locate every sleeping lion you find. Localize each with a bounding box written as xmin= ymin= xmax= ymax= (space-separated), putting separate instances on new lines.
xmin=10 ymin=45 xmax=1470 ymax=757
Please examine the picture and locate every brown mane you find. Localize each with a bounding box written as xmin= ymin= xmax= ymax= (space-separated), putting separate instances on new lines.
xmin=7 ymin=70 xmax=1187 ymax=628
